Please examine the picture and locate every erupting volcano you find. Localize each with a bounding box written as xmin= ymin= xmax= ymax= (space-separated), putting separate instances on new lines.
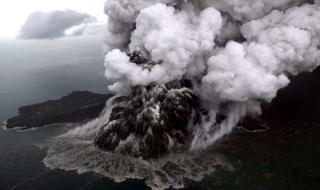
xmin=44 ymin=0 xmax=320 ymax=189
xmin=94 ymin=0 xmax=320 ymax=155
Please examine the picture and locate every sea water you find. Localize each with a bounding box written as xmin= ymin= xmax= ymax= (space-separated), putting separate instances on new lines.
xmin=1 ymin=37 xmax=319 ymax=190
xmin=0 ymin=37 xmax=147 ymax=190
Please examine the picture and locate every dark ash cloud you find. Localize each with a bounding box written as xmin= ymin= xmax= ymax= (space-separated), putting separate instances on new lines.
xmin=18 ymin=10 xmax=96 ymax=39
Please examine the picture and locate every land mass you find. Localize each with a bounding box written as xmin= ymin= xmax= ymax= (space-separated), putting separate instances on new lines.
xmin=5 ymin=91 xmax=114 ymax=130
xmin=4 ymin=65 xmax=320 ymax=138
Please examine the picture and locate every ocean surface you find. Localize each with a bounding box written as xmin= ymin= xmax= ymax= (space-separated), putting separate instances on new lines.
xmin=0 ymin=37 xmax=148 ymax=190
xmin=0 ymin=37 xmax=320 ymax=190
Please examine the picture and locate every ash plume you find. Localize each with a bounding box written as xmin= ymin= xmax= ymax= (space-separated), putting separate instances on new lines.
xmin=102 ymin=0 xmax=320 ymax=149
xmin=44 ymin=0 xmax=320 ymax=189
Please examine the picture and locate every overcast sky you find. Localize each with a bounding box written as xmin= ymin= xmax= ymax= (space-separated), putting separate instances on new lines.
xmin=0 ymin=0 xmax=107 ymax=38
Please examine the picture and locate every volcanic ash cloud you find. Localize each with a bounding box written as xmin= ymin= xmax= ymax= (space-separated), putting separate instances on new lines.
xmin=100 ymin=0 xmax=320 ymax=151
xmin=44 ymin=1 xmax=320 ymax=189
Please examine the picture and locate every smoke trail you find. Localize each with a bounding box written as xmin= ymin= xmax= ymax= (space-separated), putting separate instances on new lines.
xmin=102 ymin=0 xmax=320 ymax=149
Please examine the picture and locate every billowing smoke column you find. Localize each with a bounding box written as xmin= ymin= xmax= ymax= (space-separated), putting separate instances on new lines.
xmin=96 ymin=0 xmax=320 ymax=157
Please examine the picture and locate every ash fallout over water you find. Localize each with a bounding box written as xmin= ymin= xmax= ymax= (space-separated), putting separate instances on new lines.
xmin=44 ymin=0 xmax=320 ymax=189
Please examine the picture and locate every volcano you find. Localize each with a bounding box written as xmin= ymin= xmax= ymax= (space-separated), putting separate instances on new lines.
xmin=95 ymin=50 xmax=200 ymax=158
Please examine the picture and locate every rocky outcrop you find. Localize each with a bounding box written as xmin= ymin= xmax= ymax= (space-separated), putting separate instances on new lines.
xmin=94 ymin=50 xmax=200 ymax=159
xmin=94 ymin=82 xmax=199 ymax=159
xmin=5 ymin=91 xmax=113 ymax=130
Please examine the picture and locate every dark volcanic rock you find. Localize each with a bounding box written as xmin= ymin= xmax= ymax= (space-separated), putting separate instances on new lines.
xmin=95 ymin=50 xmax=200 ymax=159
xmin=94 ymin=82 xmax=199 ymax=159
xmin=6 ymin=91 xmax=114 ymax=130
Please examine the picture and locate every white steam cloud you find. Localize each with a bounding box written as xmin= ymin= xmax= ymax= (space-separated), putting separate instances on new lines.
xmin=103 ymin=0 xmax=320 ymax=148
xmin=19 ymin=10 xmax=97 ymax=39
xmin=41 ymin=1 xmax=320 ymax=189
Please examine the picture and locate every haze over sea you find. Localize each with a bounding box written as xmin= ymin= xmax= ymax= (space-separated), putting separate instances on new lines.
xmin=0 ymin=37 xmax=107 ymax=122
xmin=0 ymin=37 xmax=143 ymax=190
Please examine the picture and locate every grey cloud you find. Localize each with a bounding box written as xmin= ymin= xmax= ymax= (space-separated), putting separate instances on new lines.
xmin=66 ymin=23 xmax=106 ymax=36
xmin=18 ymin=9 xmax=97 ymax=39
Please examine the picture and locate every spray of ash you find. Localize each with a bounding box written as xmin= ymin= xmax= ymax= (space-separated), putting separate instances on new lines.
xmin=44 ymin=0 xmax=320 ymax=189
xmin=103 ymin=0 xmax=320 ymax=149
xmin=44 ymin=98 xmax=232 ymax=190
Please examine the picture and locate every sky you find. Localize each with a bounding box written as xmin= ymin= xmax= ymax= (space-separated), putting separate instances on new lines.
xmin=0 ymin=0 xmax=107 ymax=38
